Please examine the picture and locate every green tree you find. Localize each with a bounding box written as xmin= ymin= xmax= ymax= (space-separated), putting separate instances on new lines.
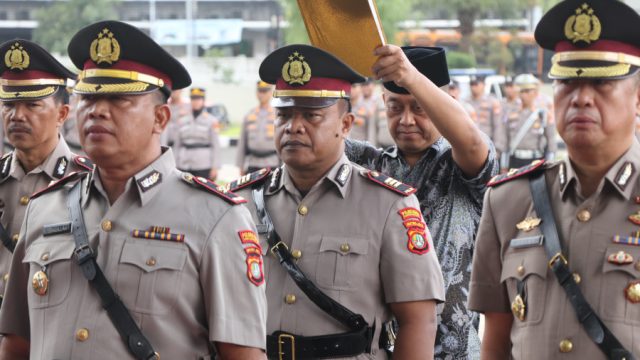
xmin=33 ymin=0 xmax=120 ymax=54
xmin=279 ymin=0 xmax=420 ymax=45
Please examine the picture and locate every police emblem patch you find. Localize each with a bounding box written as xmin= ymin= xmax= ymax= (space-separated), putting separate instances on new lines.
xmin=238 ymin=230 xmax=261 ymax=250
xmin=53 ymin=157 xmax=68 ymax=179
xmin=137 ymin=171 xmax=162 ymax=192
xmin=90 ymin=28 xmax=121 ymax=65
xmin=246 ymin=254 xmax=265 ymax=286
xmin=398 ymin=207 xmax=422 ymax=221
xmin=281 ymin=51 xmax=312 ymax=86
xmin=564 ymin=3 xmax=601 ymax=45
xmin=407 ymin=229 xmax=429 ymax=255
xmin=4 ymin=42 xmax=29 ymax=70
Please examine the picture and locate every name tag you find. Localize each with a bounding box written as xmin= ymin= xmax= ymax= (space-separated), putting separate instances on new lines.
xmin=43 ymin=222 xmax=72 ymax=236
xmin=510 ymin=235 xmax=544 ymax=249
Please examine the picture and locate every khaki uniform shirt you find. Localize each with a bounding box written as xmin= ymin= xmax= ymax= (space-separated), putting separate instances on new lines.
xmin=468 ymin=94 xmax=505 ymax=152
xmin=162 ymin=102 xmax=190 ymax=147
xmin=0 ymin=148 xmax=267 ymax=359
xmin=349 ymin=98 xmax=374 ymax=142
xmin=237 ymin=155 xmax=445 ymax=360
xmin=469 ymin=141 xmax=640 ymax=359
xmin=173 ymin=111 xmax=221 ymax=171
xmin=0 ymin=139 xmax=82 ymax=298
xmin=235 ymin=106 xmax=279 ymax=172
xmin=504 ymin=107 xmax=557 ymax=155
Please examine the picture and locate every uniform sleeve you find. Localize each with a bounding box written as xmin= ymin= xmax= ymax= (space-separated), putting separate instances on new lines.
xmin=452 ymin=132 xmax=499 ymax=208
xmin=0 ymin=206 xmax=32 ymax=340
xmin=200 ymin=204 xmax=267 ymax=349
xmin=235 ymin=117 xmax=248 ymax=171
xmin=468 ymin=188 xmax=511 ymax=313
xmin=380 ymin=195 xmax=445 ymax=304
xmin=210 ymin=118 xmax=221 ymax=170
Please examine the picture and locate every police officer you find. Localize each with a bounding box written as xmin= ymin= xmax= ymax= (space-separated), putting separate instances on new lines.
xmin=501 ymin=74 xmax=557 ymax=170
xmin=468 ymin=75 xmax=506 ymax=155
xmin=160 ymin=88 xmax=189 ymax=147
xmin=469 ymin=0 xmax=640 ymax=358
xmin=236 ymin=81 xmax=279 ymax=174
xmin=0 ymin=20 xmax=267 ymax=360
xmin=173 ymin=87 xmax=221 ymax=180
xmin=228 ymin=44 xmax=445 ymax=359
xmin=0 ymin=39 xmax=90 ymax=304
xmin=349 ymin=82 xmax=374 ymax=142
xmin=499 ymin=77 xmax=520 ymax=117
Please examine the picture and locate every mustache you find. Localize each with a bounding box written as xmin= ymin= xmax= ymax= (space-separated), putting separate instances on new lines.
xmin=7 ymin=124 xmax=32 ymax=134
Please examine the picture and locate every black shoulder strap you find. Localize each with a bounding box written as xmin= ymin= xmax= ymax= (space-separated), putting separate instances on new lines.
xmin=529 ymin=173 xmax=634 ymax=360
xmin=67 ymin=182 xmax=159 ymax=360
xmin=252 ymin=184 xmax=368 ymax=332
xmin=0 ymin=223 xmax=15 ymax=253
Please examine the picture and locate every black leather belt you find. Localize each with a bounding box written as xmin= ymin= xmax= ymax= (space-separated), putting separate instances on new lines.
xmin=183 ymin=143 xmax=211 ymax=149
xmin=266 ymin=326 xmax=374 ymax=360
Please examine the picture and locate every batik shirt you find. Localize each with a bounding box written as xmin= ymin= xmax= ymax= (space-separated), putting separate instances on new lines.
xmin=345 ymin=136 xmax=498 ymax=360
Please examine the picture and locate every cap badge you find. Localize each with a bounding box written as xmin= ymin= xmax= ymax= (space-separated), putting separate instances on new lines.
xmin=282 ymin=51 xmax=312 ymax=86
xmin=564 ymin=3 xmax=601 ymax=45
xmin=90 ymin=28 xmax=121 ymax=65
xmin=4 ymin=42 xmax=30 ymax=70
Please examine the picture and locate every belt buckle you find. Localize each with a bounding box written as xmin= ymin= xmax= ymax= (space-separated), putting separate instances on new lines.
xmin=278 ymin=333 xmax=295 ymax=360
xmin=548 ymin=252 xmax=568 ymax=269
xmin=73 ymin=244 xmax=94 ymax=264
xmin=270 ymin=241 xmax=289 ymax=258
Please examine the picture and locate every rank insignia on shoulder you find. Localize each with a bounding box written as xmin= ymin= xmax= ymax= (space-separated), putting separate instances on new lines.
xmin=182 ymin=174 xmax=247 ymax=205
xmin=73 ymin=156 xmax=95 ymax=172
xmin=487 ymin=160 xmax=546 ymax=187
xmin=227 ymin=168 xmax=271 ymax=192
xmin=53 ymin=157 xmax=68 ymax=179
xmin=31 ymin=171 xmax=87 ymax=200
xmin=363 ymin=170 xmax=416 ymax=196
xmin=131 ymin=226 xmax=185 ymax=242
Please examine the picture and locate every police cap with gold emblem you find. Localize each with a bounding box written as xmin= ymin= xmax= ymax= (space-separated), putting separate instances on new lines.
xmin=535 ymin=0 xmax=640 ymax=79
xmin=259 ymin=44 xmax=366 ymax=108
xmin=0 ymin=39 xmax=75 ymax=101
xmin=514 ymin=73 xmax=539 ymax=91
xmin=190 ymin=87 xmax=206 ymax=99
xmin=383 ymin=46 xmax=450 ymax=94
xmin=68 ymin=20 xmax=191 ymax=96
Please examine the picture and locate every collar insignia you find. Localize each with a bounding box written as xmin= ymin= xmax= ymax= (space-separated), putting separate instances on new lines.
xmin=615 ymin=162 xmax=634 ymax=189
xmin=269 ymin=167 xmax=282 ymax=192
xmin=0 ymin=153 xmax=12 ymax=179
xmin=137 ymin=171 xmax=162 ymax=192
xmin=516 ymin=217 xmax=542 ymax=232
xmin=4 ymin=42 xmax=29 ymax=70
xmin=335 ymin=164 xmax=350 ymax=187
xmin=90 ymin=28 xmax=121 ymax=65
xmin=53 ymin=157 xmax=67 ymax=179
xmin=282 ymin=51 xmax=312 ymax=86
xmin=564 ymin=3 xmax=601 ymax=45
xmin=559 ymin=162 xmax=566 ymax=187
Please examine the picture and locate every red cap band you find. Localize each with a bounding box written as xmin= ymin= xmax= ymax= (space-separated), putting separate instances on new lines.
xmin=555 ymin=40 xmax=640 ymax=58
xmin=83 ymin=59 xmax=172 ymax=89
xmin=2 ymin=69 xmax=60 ymax=80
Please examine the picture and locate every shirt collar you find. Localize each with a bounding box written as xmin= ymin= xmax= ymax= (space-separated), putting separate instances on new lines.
xmin=9 ymin=137 xmax=73 ymax=180
xmin=560 ymin=141 xmax=640 ymax=201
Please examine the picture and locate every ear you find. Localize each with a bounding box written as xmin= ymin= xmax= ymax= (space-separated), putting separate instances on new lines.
xmin=340 ymin=111 xmax=354 ymax=138
xmin=635 ymin=81 xmax=640 ymax=117
xmin=153 ymin=104 xmax=171 ymax=134
xmin=56 ymin=104 xmax=70 ymax=128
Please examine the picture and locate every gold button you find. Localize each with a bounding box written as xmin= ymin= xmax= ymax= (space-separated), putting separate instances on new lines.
xmin=517 ymin=265 xmax=525 ymax=276
xmin=291 ymin=249 xmax=302 ymax=259
xmin=573 ymin=272 xmax=581 ymax=284
xmin=284 ymin=294 xmax=296 ymax=304
xmin=576 ymin=209 xmax=591 ymax=222
xmin=340 ymin=243 xmax=350 ymax=253
xmin=101 ymin=220 xmax=112 ymax=232
xmin=146 ymin=257 xmax=157 ymax=266
xmin=41 ymin=253 xmax=49 ymax=262
xmin=559 ymin=339 xmax=573 ymax=353
xmin=19 ymin=196 xmax=29 ymax=206
xmin=3 ymin=274 xmax=8 ymax=282
xmin=76 ymin=328 xmax=89 ymax=342
xmin=298 ymin=205 xmax=308 ymax=216
xmin=11 ymin=234 xmax=18 ymax=242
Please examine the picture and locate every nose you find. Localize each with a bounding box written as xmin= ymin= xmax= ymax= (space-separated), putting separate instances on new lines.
xmin=398 ymin=109 xmax=416 ymax=126
xmin=284 ymin=111 xmax=306 ymax=135
xmin=570 ymin=82 xmax=595 ymax=108
xmin=8 ymin=104 xmax=27 ymax=122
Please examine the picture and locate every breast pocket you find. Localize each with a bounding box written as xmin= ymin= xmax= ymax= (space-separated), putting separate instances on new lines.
xmin=117 ymin=240 xmax=187 ymax=315
xmin=600 ymin=245 xmax=640 ymax=325
xmin=23 ymin=240 xmax=76 ymax=309
xmin=500 ymin=246 xmax=549 ymax=325
xmin=315 ymin=236 xmax=370 ymax=291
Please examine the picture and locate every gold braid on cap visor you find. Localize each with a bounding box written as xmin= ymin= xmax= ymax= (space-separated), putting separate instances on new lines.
xmin=549 ymin=63 xmax=631 ymax=78
xmin=74 ymin=68 xmax=164 ymax=93
xmin=273 ymin=89 xmax=349 ymax=98
xmin=74 ymin=81 xmax=150 ymax=94
xmin=0 ymin=86 xmax=56 ymax=99
xmin=549 ymin=50 xmax=639 ymax=78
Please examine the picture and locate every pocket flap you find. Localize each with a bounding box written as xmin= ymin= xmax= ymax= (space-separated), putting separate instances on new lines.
xmin=23 ymin=239 xmax=76 ymax=267
xmin=120 ymin=241 xmax=187 ymax=273
xmin=500 ymin=247 xmax=549 ymax=282
xmin=602 ymin=246 xmax=640 ymax=278
xmin=319 ymin=236 xmax=369 ymax=256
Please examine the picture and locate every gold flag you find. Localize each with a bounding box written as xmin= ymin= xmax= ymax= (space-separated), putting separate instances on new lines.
xmin=297 ymin=0 xmax=386 ymax=76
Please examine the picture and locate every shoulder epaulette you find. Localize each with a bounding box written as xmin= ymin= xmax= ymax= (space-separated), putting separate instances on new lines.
xmin=0 ymin=152 xmax=12 ymax=180
xmin=73 ymin=156 xmax=95 ymax=172
xmin=487 ymin=160 xmax=546 ymax=187
xmin=227 ymin=168 xmax=271 ymax=192
xmin=181 ymin=173 xmax=247 ymax=205
xmin=31 ymin=171 xmax=86 ymax=200
xmin=361 ymin=170 xmax=416 ymax=196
